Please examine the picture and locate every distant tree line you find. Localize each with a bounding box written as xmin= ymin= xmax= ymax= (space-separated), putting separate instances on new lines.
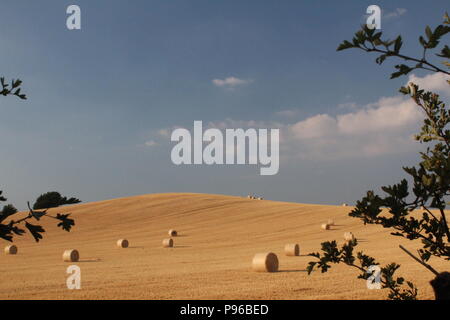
xmin=33 ymin=191 xmax=80 ymax=210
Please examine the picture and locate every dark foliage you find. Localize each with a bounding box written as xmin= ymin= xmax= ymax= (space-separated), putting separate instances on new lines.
xmin=0 ymin=77 xmax=26 ymax=99
xmin=33 ymin=191 xmax=81 ymax=210
xmin=430 ymin=272 xmax=450 ymax=300
xmin=307 ymin=12 xmax=450 ymax=300
xmin=0 ymin=77 xmax=76 ymax=242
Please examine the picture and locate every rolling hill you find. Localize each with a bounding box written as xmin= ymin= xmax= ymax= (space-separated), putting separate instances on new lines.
xmin=0 ymin=193 xmax=446 ymax=299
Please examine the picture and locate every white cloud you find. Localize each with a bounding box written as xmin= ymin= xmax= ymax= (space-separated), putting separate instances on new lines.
xmin=212 ymin=76 xmax=252 ymax=88
xmin=337 ymin=102 xmax=358 ymax=110
xmin=149 ymin=73 xmax=446 ymax=161
xmin=157 ymin=129 xmax=170 ymax=137
xmin=385 ymin=8 xmax=407 ymax=19
xmin=206 ymin=118 xmax=279 ymax=130
xmin=406 ymin=73 xmax=450 ymax=95
xmin=291 ymin=114 xmax=338 ymax=140
xmin=290 ymin=96 xmax=421 ymax=140
xmin=285 ymin=95 xmax=423 ymax=160
xmin=144 ymin=140 xmax=158 ymax=147
xmin=337 ymin=96 xmax=421 ymax=134
xmin=149 ymin=96 xmax=423 ymax=159
xmin=282 ymin=73 xmax=450 ymax=160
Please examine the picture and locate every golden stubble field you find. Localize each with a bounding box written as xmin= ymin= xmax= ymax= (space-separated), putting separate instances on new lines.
xmin=0 ymin=193 xmax=447 ymax=300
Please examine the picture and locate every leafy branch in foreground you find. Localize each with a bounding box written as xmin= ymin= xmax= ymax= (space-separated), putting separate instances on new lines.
xmin=0 ymin=77 xmax=27 ymax=99
xmin=0 ymin=199 xmax=75 ymax=242
xmin=307 ymin=12 xmax=450 ymax=300
xmin=337 ymin=12 xmax=450 ymax=78
xmin=1 ymin=75 xmax=77 ymax=243
xmin=307 ymin=240 xmax=418 ymax=300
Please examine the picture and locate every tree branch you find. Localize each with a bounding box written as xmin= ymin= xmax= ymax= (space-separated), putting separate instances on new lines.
xmin=365 ymin=47 xmax=450 ymax=75
xmin=399 ymin=245 xmax=440 ymax=276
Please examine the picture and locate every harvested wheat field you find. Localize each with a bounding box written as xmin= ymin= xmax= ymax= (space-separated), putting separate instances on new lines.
xmin=0 ymin=193 xmax=447 ymax=300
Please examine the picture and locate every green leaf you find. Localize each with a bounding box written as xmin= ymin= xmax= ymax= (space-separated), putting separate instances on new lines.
xmin=425 ymin=26 xmax=433 ymax=40
xmin=390 ymin=64 xmax=413 ymax=79
xmin=12 ymin=79 xmax=22 ymax=89
xmin=25 ymin=222 xmax=45 ymax=242
xmin=399 ymin=86 xmax=410 ymax=95
xmin=337 ymin=40 xmax=354 ymax=51
xmin=419 ymin=36 xmax=428 ymax=48
xmin=444 ymin=12 xmax=450 ymax=24
xmin=55 ymin=213 xmax=75 ymax=232
xmin=394 ymin=36 xmax=403 ymax=54
xmin=436 ymin=45 xmax=450 ymax=58
xmin=376 ymin=54 xmax=387 ymax=65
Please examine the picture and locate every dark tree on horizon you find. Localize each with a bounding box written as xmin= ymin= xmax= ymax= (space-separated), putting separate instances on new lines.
xmin=33 ymin=191 xmax=81 ymax=210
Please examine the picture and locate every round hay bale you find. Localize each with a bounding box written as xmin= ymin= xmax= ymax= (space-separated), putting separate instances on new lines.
xmin=327 ymin=219 xmax=335 ymax=226
xmin=162 ymin=238 xmax=173 ymax=248
xmin=258 ymin=197 xmax=263 ymax=200
xmin=168 ymin=229 xmax=177 ymax=237
xmin=342 ymin=203 xmax=348 ymax=207
xmin=247 ymin=195 xmax=252 ymax=199
xmin=117 ymin=239 xmax=129 ymax=248
xmin=284 ymin=244 xmax=300 ymax=256
xmin=252 ymin=252 xmax=278 ymax=272
xmin=321 ymin=223 xmax=330 ymax=230
xmin=63 ymin=249 xmax=79 ymax=262
xmin=4 ymin=245 xmax=17 ymax=255
xmin=344 ymin=232 xmax=355 ymax=241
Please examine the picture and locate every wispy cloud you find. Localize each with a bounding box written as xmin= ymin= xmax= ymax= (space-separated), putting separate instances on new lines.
xmin=337 ymin=102 xmax=358 ymax=110
xmin=285 ymin=95 xmax=422 ymax=160
xmin=212 ymin=76 xmax=252 ymax=89
xmin=157 ymin=129 xmax=170 ymax=138
xmin=144 ymin=140 xmax=158 ymax=147
xmin=385 ymin=8 xmax=407 ymax=19
xmin=407 ymin=72 xmax=450 ymax=93
xmin=275 ymin=109 xmax=301 ymax=117
xmin=148 ymin=73 xmax=448 ymax=161
xmin=283 ymin=72 xmax=449 ymax=160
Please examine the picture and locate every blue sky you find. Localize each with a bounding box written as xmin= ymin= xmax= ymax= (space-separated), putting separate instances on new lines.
xmin=0 ymin=1 xmax=449 ymax=209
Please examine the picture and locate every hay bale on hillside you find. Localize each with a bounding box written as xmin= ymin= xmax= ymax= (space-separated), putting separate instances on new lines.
xmin=321 ymin=223 xmax=330 ymax=230
xmin=344 ymin=232 xmax=355 ymax=241
xmin=63 ymin=249 xmax=79 ymax=262
xmin=284 ymin=244 xmax=300 ymax=256
xmin=168 ymin=229 xmax=177 ymax=237
xmin=252 ymin=252 xmax=279 ymax=272
xmin=342 ymin=203 xmax=348 ymax=207
xmin=162 ymin=238 xmax=173 ymax=248
xmin=117 ymin=239 xmax=129 ymax=248
xmin=4 ymin=245 xmax=17 ymax=255
xmin=258 ymin=197 xmax=263 ymax=200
